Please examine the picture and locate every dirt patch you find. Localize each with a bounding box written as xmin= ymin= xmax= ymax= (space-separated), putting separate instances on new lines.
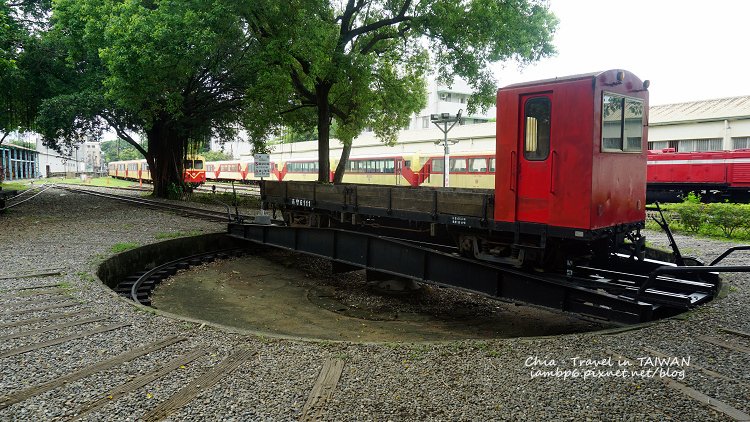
xmin=151 ymin=250 xmax=610 ymax=342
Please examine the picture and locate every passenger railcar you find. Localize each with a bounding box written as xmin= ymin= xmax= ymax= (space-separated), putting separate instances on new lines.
xmin=109 ymin=155 xmax=206 ymax=186
xmin=263 ymin=70 xmax=651 ymax=269
xmin=647 ymin=149 xmax=750 ymax=202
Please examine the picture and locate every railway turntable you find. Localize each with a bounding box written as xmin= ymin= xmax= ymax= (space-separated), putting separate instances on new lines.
xmin=229 ymin=70 xmax=750 ymax=324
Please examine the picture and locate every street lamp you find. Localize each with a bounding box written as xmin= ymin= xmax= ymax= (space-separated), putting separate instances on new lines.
xmin=431 ymin=109 xmax=462 ymax=187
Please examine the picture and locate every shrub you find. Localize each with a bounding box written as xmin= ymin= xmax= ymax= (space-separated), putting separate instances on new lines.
xmin=669 ymin=193 xmax=706 ymax=233
xmin=706 ymin=202 xmax=747 ymax=238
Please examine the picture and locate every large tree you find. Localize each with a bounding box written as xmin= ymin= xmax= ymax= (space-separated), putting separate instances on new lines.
xmin=243 ymin=0 xmax=557 ymax=182
xmin=0 ymin=0 xmax=52 ymax=144
xmin=35 ymin=0 xmax=259 ymax=197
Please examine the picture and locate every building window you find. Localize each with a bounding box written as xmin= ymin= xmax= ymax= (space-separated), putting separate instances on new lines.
xmin=679 ymin=138 xmax=722 ymax=152
xmin=733 ymin=137 xmax=749 ymax=149
xmin=422 ymin=116 xmax=429 ymax=128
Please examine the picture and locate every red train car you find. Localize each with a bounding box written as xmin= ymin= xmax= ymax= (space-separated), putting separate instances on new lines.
xmin=263 ymin=70 xmax=651 ymax=268
xmin=647 ymin=149 xmax=750 ymax=202
xmin=492 ymin=70 xmax=648 ymax=259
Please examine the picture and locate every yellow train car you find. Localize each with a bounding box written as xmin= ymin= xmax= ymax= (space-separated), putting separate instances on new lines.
xmin=419 ymin=153 xmax=496 ymax=188
xmin=109 ymin=155 xmax=205 ymax=185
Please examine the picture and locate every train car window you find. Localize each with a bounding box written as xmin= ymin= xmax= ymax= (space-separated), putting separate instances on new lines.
xmin=623 ymin=98 xmax=644 ymax=151
xmin=449 ymin=158 xmax=467 ymax=172
xmin=206 ymin=164 xmax=214 ymax=171
xmin=524 ymin=97 xmax=551 ymax=160
xmin=431 ymin=158 xmax=444 ymax=173
xmin=602 ymin=94 xmax=644 ymax=152
xmin=468 ymin=158 xmax=487 ymax=172
xmin=489 ymin=158 xmax=496 ymax=172
xmin=404 ymin=160 xmax=411 ymax=168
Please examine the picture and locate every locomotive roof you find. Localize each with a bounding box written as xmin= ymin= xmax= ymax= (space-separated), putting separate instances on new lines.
xmin=650 ymin=95 xmax=750 ymax=124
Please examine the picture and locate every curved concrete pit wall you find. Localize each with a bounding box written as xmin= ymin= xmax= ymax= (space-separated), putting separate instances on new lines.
xmin=97 ymin=232 xmax=253 ymax=289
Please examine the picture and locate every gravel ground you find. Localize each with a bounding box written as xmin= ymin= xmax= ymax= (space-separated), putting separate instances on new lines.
xmin=1 ymin=186 xmax=749 ymax=421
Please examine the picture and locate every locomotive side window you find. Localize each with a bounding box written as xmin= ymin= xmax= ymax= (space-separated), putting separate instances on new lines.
xmin=524 ymin=97 xmax=551 ymax=160
xmin=602 ymin=94 xmax=644 ymax=152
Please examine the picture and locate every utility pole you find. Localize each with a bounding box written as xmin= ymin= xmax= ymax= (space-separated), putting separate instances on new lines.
xmin=431 ymin=110 xmax=462 ymax=187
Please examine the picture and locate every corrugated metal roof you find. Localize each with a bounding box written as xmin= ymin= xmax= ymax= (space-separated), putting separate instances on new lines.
xmin=650 ymin=96 xmax=750 ymax=124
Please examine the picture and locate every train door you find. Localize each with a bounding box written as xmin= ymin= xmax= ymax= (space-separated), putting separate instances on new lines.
xmin=516 ymin=94 xmax=552 ymax=223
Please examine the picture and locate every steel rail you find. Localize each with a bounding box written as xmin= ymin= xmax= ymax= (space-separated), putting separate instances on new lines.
xmin=54 ymin=185 xmax=249 ymax=222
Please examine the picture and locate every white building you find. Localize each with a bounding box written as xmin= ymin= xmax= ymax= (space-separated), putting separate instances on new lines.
xmin=404 ymin=77 xmax=496 ymax=131
xmin=648 ymin=96 xmax=750 ymax=152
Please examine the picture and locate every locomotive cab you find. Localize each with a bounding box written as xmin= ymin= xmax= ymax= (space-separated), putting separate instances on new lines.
xmin=485 ymin=70 xmax=649 ymax=267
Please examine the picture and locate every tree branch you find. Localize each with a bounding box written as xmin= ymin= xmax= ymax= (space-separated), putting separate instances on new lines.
xmin=342 ymin=0 xmax=412 ymax=45
xmin=290 ymin=68 xmax=316 ymax=103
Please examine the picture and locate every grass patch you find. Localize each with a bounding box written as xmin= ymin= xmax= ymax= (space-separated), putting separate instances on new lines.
xmin=111 ymin=242 xmax=139 ymax=253
xmin=188 ymin=191 xmax=260 ymax=208
xmin=1 ymin=181 xmax=29 ymax=192
xmin=155 ymin=230 xmax=203 ymax=240
xmin=76 ymin=271 xmax=97 ymax=283
xmin=47 ymin=176 xmax=136 ymax=188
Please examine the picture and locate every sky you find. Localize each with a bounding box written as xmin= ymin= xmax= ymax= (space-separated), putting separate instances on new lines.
xmin=493 ymin=0 xmax=750 ymax=105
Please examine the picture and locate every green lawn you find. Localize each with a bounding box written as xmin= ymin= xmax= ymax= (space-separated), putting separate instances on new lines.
xmin=0 ymin=181 xmax=29 ymax=192
xmin=45 ymin=176 xmax=138 ymax=188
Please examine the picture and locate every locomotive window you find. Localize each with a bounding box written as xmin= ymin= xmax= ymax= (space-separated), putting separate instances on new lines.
xmin=184 ymin=160 xmax=193 ymax=169
xmin=524 ymin=97 xmax=551 ymax=160
xmin=468 ymin=158 xmax=487 ymax=172
xmin=489 ymin=158 xmax=496 ymax=172
xmin=602 ymin=94 xmax=644 ymax=152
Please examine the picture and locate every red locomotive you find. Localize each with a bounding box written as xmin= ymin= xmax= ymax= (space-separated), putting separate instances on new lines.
xmin=647 ymin=149 xmax=750 ymax=202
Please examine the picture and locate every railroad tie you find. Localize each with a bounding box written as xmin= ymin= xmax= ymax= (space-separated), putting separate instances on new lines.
xmin=0 ymin=301 xmax=78 ymax=317
xmin=698 ymin=335 xmax=750 ymax=354
xmin=719 ymin=327 xmax=750 ymax=340
xmin=142 ymin=347 xmax=257 ymax=422
xmin=300 ymin=358 xmax=345 ymax=422
xmin=606 ymin=349 xmax=750 ymax=422
xmin=71 ymin=348 xmax=207 ymax=420
xmin=0 ymin=335 xmax=186 ymax=409
xmin=644 ymin=346 xmax=750 ymax=389
xmin=0 ymin=315 xmax=107 ymax=341
xmin=0 ymin=310 xmax=89 ymax=329
xmin=0 ymin=322 xmax=131 ymax=359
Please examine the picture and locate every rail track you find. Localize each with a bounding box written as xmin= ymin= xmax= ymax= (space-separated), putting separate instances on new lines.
xmin=53 ymin=185 xmax=253 ymax=222
xmin=115 ymin=249 xmax=247 ymax=306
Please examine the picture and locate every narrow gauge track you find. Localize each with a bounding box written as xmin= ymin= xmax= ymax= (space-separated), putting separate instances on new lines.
xmin=54 ymin=185 xmax=251 ymax=222
xmin=114 ymin=249 xmax=246 ymax=305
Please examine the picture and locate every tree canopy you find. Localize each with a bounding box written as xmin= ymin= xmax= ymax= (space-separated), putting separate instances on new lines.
xmin=242 ymin=0 xmax=557 ymax=182
xmin=31 ymin=0 xmax=263 ymax=196
xmin=0 ymin=0 xmax=52 ymax=144
xmin=14 ymin=0 xmax=556 ymax=195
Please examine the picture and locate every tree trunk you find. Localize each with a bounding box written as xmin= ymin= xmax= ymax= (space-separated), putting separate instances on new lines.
xmin=333 ymin=142 xmax=351 ymax=184
xmin=315 ymin=83 xmax=332 ymax=182
xmin=146 ymin=119 xmax=184 ymax=198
